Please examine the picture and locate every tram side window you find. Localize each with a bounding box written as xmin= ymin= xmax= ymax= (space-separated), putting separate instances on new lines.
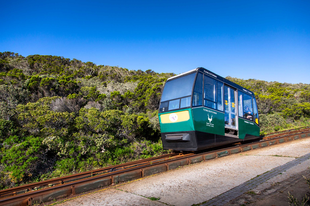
xmin=243 ymin=93 xmax=253 ymax=120
xmin=238 ymin=92 xmax=243 ymax=117
xmin=253 ymin=97 xmax=259 ymax=124
xmin=217 ymin=82 xmax=223 ymax=111
xmin=204 ymin=76 xmax=217 ymax=109
xmin=192 ymin=73 xmax=223 ymax=111
xmin=192 ymin=73 xmax=203 ymax=106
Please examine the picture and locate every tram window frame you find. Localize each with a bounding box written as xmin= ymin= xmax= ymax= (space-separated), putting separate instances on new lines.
xmin=161 ymin=72 xmax=196 ymax=102
xmin=204 ymin=75 xmax=217 ymax=110
xmin=159 ymin=72 xmax=197 ymax=113
xmin=253 ymin=97 xmax=259 ymax=125
xmin=192 ymin=72 xmax=203 ymax=107
xmin=238 ymin=91 xmax=254 ymax=121
xmin=159 ymin=95 xmax=192 ymax=112
xmin=192 ymin=72 xmax=224 ymax=112
xmin=181 ymin=96 xmax=191 ymax=108
xmin=168 ymin=99 xmax=180 ymax=110
xmin=159 ymin=101 xmax=168 ymax=112
xmin=238 ymin=92 xmax=243 ymax=118
xmin=217 ymin=82 xmax=224 ymax=111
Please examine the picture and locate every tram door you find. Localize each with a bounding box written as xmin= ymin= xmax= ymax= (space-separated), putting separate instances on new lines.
xmin=224 ymin=85 xmax=237 ymax=130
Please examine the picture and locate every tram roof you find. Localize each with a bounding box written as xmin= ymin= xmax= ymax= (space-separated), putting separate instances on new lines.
xmin=167 ymin=67 xmax=254 ymax=96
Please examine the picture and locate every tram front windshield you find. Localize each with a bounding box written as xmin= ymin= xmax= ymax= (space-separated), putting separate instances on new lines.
xmin=159 ymin=72 xmax=196 ymax=112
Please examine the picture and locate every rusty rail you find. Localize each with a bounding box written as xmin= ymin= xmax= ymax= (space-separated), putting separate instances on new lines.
xmin=264 ymin=126 xmax=310 ymax=139
xmin=1 ymin=127 xmax=310 ymax=206
xmin=0 ymin=153 xmax=184 ymax=198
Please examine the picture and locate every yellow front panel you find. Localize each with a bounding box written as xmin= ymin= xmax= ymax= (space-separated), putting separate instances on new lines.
xmin=160 ymin=111 xmax=190 ymax=123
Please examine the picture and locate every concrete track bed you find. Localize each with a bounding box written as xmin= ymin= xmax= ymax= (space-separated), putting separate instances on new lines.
xmin=56 ymin=137 xmax=310 ymax=206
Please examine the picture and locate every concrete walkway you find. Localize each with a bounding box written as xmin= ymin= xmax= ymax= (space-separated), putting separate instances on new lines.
xmin=56 ymin=138 xmax=310 ymax=206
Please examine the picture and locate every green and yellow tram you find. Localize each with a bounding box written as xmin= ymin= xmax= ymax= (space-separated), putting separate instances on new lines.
xmin=158 ymin=67 xmax=260 ymax=151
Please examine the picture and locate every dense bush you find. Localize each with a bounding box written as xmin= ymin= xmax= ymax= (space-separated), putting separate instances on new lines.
xmin=0 ymin=51 xmax=309 ymax=189
xmin=1 ymin=136 xmax=44 ymax=184
xmin=0 ymin=52 xmax=170 ymax=189
xmin=282 ymin=102 xmax=310 ymax=120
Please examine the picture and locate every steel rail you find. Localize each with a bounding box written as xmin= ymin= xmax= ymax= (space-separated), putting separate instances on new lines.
xmin=1 ymin=128 xmax=309 ymax=203
xmin=1 ymin=127 xmax=309 ymax=206
xmin=264 ymin=126 xmax=310 ymax=139
xmin=1 ymin=128 xmax=309 ymax=204
xmin=0 ymin=153 xmax=181 ymax=198
xmin=1 ymin=152 xmax=197 ymax=206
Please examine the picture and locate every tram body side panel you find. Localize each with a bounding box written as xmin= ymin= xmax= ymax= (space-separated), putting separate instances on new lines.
xmin=158 ymin=108 xmax=198 ymax=151
xmin=191 ymin=107 xmax=225 ymax=149
xmin=191 ymin=107 xmax=225 ymax=135
xmin=238 ymin=118 xmax=260 ymax=139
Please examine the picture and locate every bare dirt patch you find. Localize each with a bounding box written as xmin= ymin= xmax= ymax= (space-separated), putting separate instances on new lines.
xmin=225 ymin=169 xmax=310 ymax=206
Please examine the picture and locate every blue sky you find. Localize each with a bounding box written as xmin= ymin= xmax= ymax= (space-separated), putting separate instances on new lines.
xmin=1 ymin=0 xmax=309 ymax=83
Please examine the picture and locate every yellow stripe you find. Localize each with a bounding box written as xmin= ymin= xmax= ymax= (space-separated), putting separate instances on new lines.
xmin=160 ymin=111 xmax=190 ymax=123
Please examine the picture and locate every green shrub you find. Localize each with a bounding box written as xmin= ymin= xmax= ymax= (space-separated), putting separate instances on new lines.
xmin=1 ymin=136 xmax=43 ymax=184
xmin=283 ymin=102 xmax=310 ymax=120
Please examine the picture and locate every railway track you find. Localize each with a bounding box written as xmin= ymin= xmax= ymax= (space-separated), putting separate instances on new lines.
xmin=1 ymin=127 xmax=310 ymax=206
xmin=263 ymin=126 xmax=310 ymax=139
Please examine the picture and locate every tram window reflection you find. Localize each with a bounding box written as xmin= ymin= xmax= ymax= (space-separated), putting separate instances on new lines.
xmin=230 ymin=88 xmax=235 ymax=113
xmin=204 ymin=100 xmax=216 ymax=109
xmin=217 ymin=82 xmax=223 ymax=111
xmin=168 ymin=99 xmax=180 ymax=110
xmin=224 ymin=86 xmax=229 ymax=112
xmin=204 ymin=76 xmax=216 ymax=102
xmin=225 ymin=113 xmax=229 ymax=124
xmin=159 ymin=102 xmax=168 ymax=112
xmin=243 ymin=93 xmax=253 ymax=120
xmin=161 ymin=73 xmax=196 ymax=102
xmin=238 ymin=92 xmax=243 ymax=117
xmin=192 ymin=73 xmax=203 ymax=106
xmin=231 ymin=114 xmax=236 ymax=126
xmin=181 ymin=97 xmax=191 ymax=108
xmin=253 ymin=97 xmax=259 ymax=124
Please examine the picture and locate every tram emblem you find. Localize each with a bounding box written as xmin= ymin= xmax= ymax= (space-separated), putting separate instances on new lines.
xmin=206 ymin=114 xmax=214 ymax=128
xmin=208 ymin=115 xmax=213 ymax=123
xmin=169 ymin=113 xmax=178 ymax=122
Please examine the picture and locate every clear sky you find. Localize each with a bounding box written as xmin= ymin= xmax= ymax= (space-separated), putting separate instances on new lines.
xmin=1 ymin=0 xmax=309 ymax=83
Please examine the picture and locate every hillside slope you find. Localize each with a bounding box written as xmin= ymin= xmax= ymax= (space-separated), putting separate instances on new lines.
xmin=1 ymin=51 xmax=309 ymax=189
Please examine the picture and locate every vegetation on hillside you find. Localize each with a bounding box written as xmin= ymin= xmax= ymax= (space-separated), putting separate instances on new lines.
xmin=0 ymin=51 xmax=309 ymax=189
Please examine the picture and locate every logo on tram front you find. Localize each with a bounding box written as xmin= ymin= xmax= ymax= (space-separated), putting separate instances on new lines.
xmin=169 ymin=113 xmax=178 ymax=122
